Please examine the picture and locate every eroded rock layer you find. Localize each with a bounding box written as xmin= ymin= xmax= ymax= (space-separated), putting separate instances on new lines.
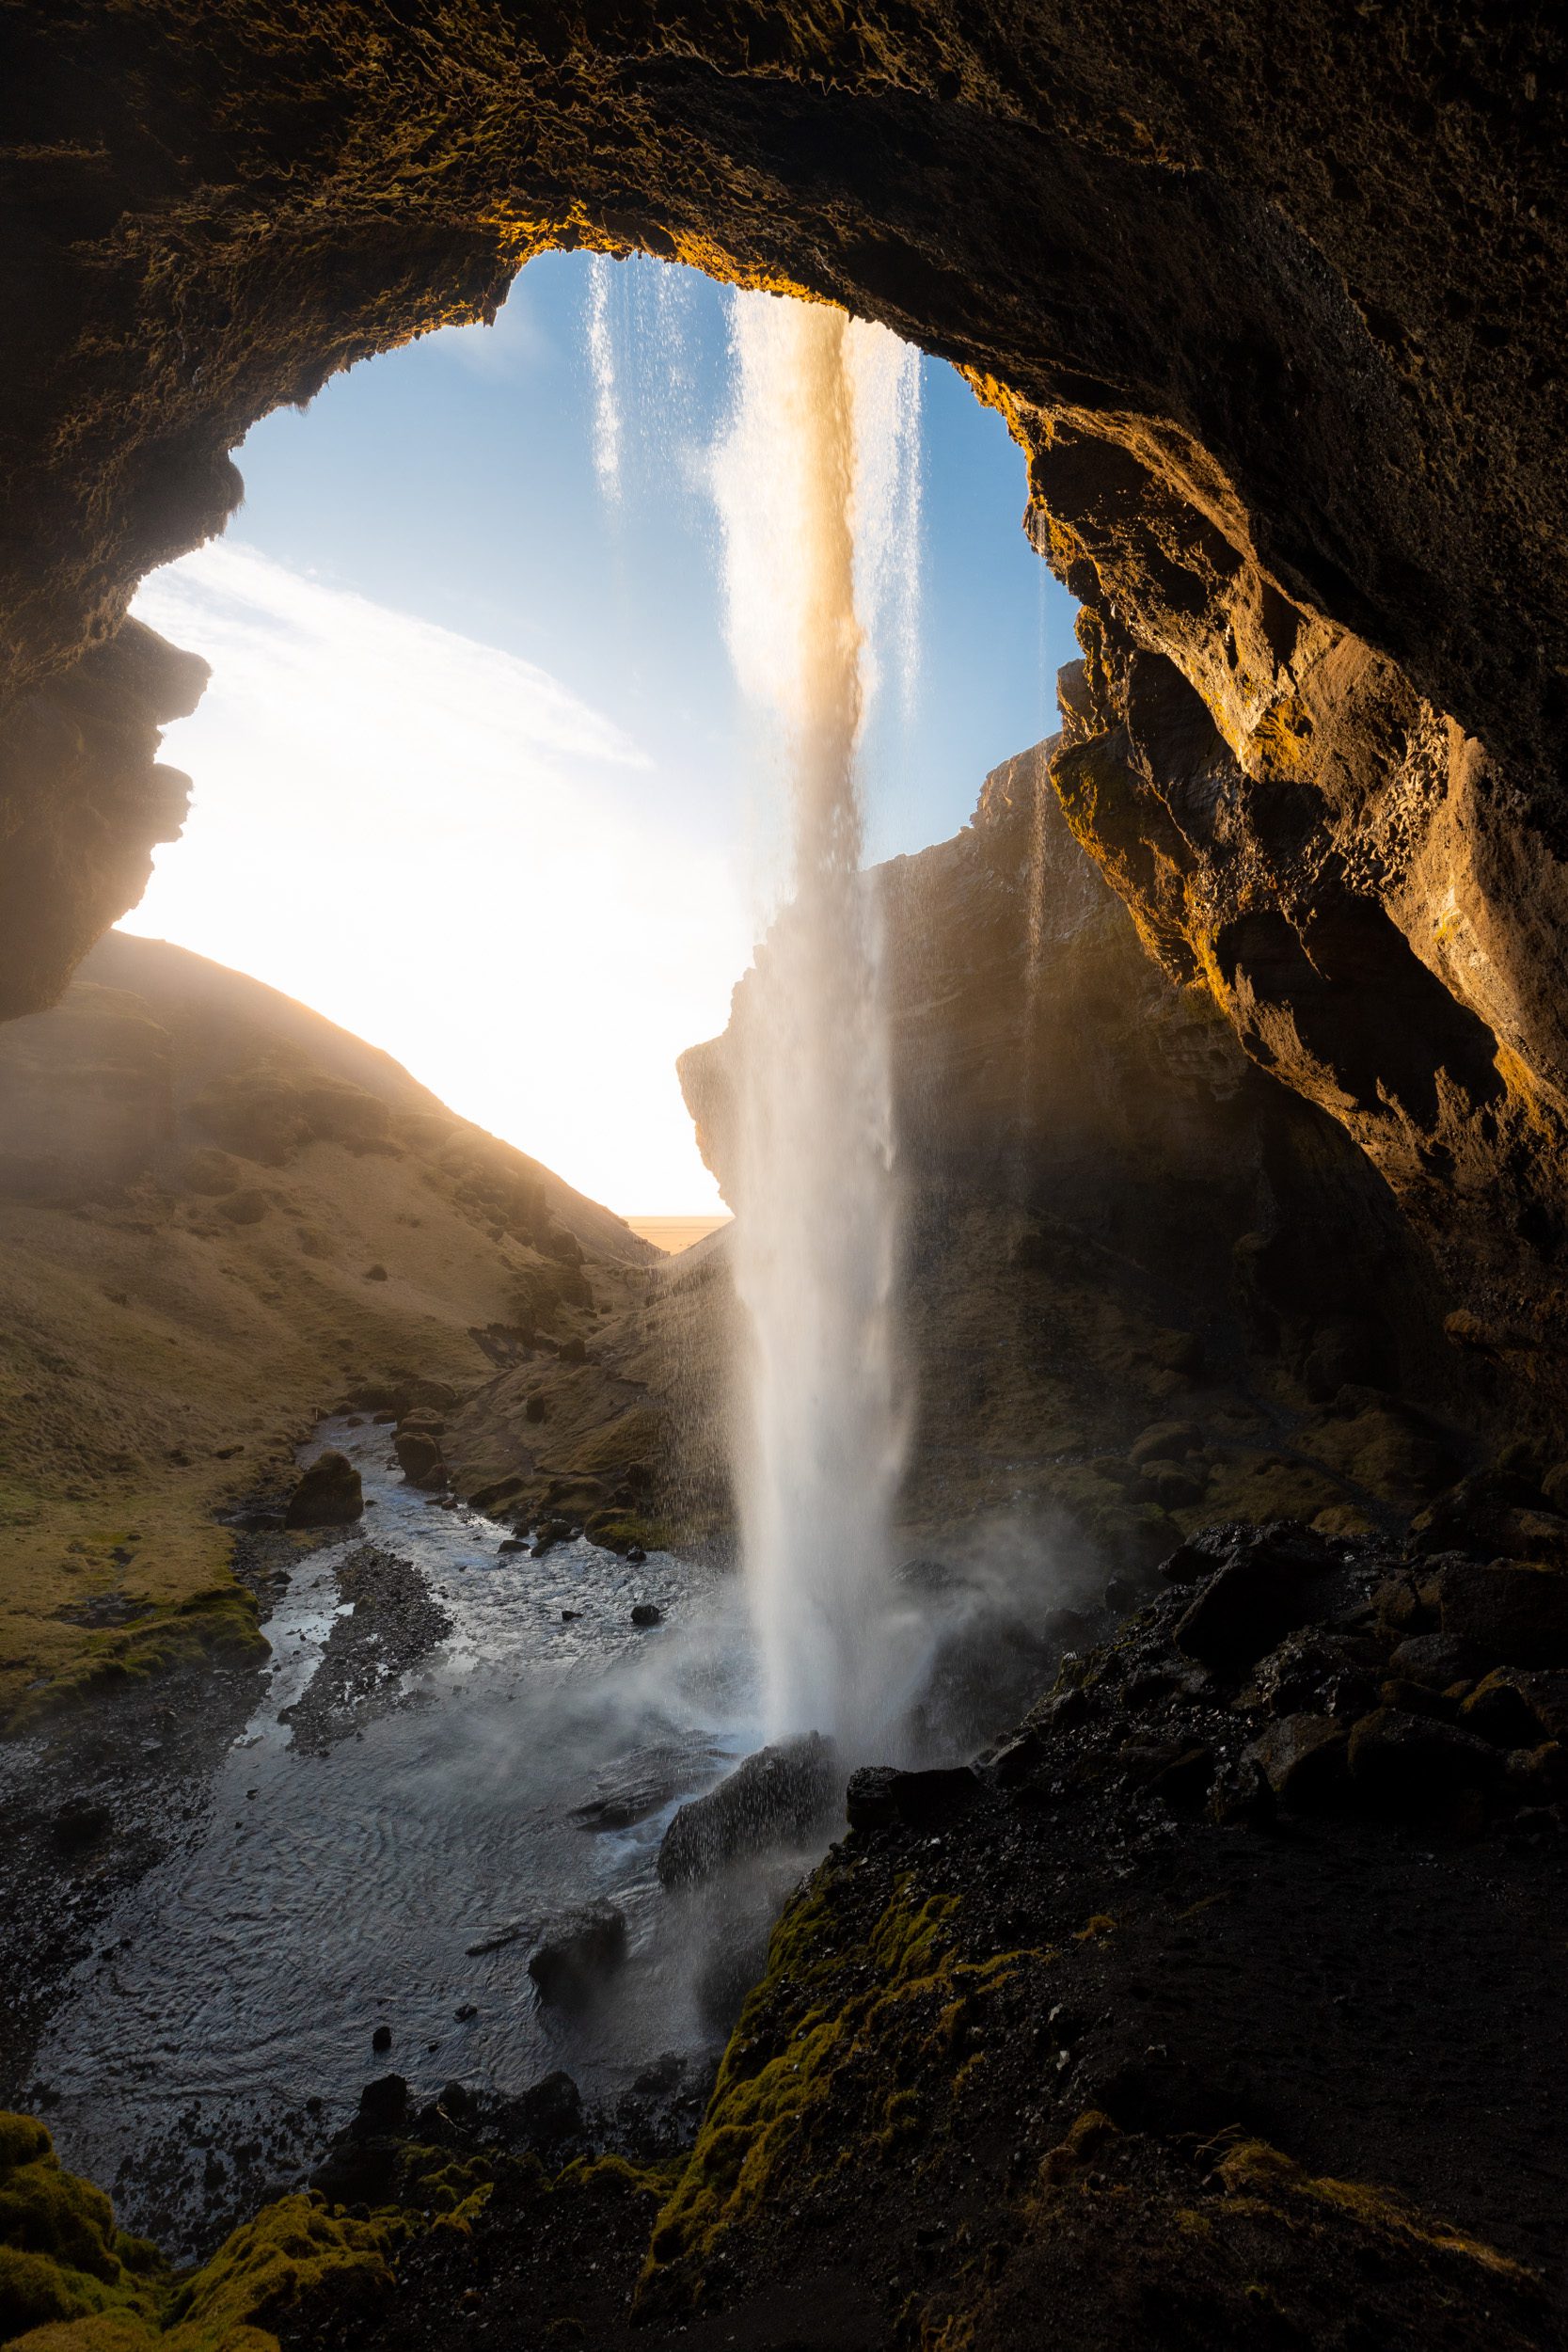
xmin=4 ymin=3 xmax=1567 ymax=1401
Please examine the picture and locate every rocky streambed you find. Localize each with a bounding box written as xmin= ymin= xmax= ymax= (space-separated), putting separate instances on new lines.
xmin=2 ymin=1419 xmax=769 ymax=2262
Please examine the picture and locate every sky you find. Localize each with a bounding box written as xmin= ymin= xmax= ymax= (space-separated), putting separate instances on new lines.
xmin=125 ymin=253 xmax=1080 ymax=1213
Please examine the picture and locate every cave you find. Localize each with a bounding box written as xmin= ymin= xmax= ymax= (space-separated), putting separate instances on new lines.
xmin=4 ymin=8 xmax=1568 ymax=2349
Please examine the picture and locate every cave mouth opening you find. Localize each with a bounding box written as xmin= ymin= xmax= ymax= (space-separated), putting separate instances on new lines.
xmin=120 ymin=248 xmax=1083 ymax=1226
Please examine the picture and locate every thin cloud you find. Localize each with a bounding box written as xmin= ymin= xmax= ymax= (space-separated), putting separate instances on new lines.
xmin=136 ymin=540 xmax=649 ymax=777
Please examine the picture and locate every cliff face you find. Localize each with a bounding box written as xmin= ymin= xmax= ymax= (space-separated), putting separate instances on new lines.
xmin=634 ymin=742 xmax=1526 ymax=1576
xmin=3 ymin=6 xmax=1567 ymax=1405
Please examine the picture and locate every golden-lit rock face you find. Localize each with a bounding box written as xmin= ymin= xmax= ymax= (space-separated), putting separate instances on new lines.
xmin=3 ymin=6 xmax=1566 ymax=1395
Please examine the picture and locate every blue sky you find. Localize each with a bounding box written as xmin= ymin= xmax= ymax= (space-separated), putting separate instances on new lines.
xmin=128 ymin=254 xmax=1080 ymax=1210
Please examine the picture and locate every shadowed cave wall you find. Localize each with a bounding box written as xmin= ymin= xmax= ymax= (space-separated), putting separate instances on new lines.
xmin=3 ymin=2 xmax=1567 ymax=1422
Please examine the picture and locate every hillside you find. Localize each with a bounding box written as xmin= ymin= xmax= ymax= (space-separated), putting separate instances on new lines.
xmin=0 ymin=931 xmax=654 ymax=1724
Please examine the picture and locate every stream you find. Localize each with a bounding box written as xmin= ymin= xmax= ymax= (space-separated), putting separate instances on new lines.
xmin=28 ymin=1419 xmax=768 ymax=2259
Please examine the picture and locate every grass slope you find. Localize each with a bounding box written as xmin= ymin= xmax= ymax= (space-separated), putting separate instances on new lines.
xmin=0 ymin=932 xmax=653 ymax=1724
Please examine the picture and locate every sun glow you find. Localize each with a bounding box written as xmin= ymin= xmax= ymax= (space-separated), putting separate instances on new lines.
xmin=124 ymin=540 xmax=748 ymax=1214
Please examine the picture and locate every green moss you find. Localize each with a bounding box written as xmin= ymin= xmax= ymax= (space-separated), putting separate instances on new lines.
xmin=161 ymin=2193 xmax=406 ymax=2350
xmin=6 ymin=1586 xmax=267 ymax=1732
xmin=0 ymin=2114 xmax=168 ymax=2345
xmin=0 ymin=2122 xmax=487 ymax=2352
xmin=642 ymin=1876 xmax=1047 ymax=2300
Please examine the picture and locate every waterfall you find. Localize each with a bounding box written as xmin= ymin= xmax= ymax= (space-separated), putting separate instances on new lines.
xmin=585 ymin=253 xmax=622 ymax=499
xmin=712 ymin=292 xmax=919 ymax=1750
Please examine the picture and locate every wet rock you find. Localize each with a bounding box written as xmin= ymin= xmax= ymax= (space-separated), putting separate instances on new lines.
xmin=657 ymin=1733 xmax=840 ymax=1888
xmin=393 ymin=1428 xmax=445 ymax=1488
xmin=518 ymin=2069 xmax=583 ymax=2146
xmin=695 ymin=1915 xmax=773 ymax=2033
xmin=1130 ymin=1421 xmax=1202 ymax=1466
xmin=1411 ymin=1473 xmax=1568 ymax=1567
xmin=1173 ymin=1533 xmax=1327 ymax=1677
xmin=571 ymin=1739 xmax=723 ymax=1832
xmin=1255 ymin=1630 xmax=1381 ymax=1719
xmin=284 ymin=1449 xmax=363 ymax=1529
xmin=50 ymin=1800 xmax=113 ymax=1853
xmin=1437 ymin=1562 xmax=1568 ymax=1666
xmin=1462 ymin=1667 xmax=1568 ymax=1747
xmin=371 ymin=2023 xmax=392 ymax=2054
xmin=1207 ymin=1753 xmax=1275 ymax=1828
xmin=846 ymin=1763 xmax=986 ymax=1834
xmin=1247 ymin=1713 xmax=1348 ymax=1807
xmin=1347 ymin=1708 xmax=1500 ymax=1818
xmin=630 ymin=1601 xmax=663 ymax=1627
xmin=1387 ymin=1631 xmax=1477 ymax=1690
xmin=356 ymin=2074 xmax=409 ymax=2135
xmin=465 ymin=1922 xmax=526 ymax=1956
xmin=528 ymin=1900 xmax=627 ymax=2008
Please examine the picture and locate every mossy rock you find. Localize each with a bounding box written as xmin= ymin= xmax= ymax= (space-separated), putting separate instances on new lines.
xmin=0 ymin=2113 xmax=167 ymax=2344
xmin=0 ymin=2118 xmax=429 ymax=2352
xmin=927 ymin=2112 xmax=1560 ymax=2351
xmin=6 ymin=1586 xmax=266 ymax=1731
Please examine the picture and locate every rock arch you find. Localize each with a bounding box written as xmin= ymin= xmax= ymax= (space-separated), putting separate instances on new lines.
xmin=3 ymin=3 xmax=1566 ymax=1404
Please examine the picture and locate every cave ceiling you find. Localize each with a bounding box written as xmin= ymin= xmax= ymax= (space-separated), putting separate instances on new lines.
xmin=3 ymin=1 xmax=1567 ymax=1409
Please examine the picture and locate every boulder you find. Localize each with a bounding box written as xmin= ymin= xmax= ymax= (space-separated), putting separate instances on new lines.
xmin=518 ymin=2069 xmax=583 ymax=2146
xmin=1247 ymin=1712 xmax=1347 ymax=1807
xmin=845 ymin=1763 xmax=986 ymax=1834
xmin=1437 ymin=1561 xmax=1568 ymax=1666
xmin=284 ymin=1449 xmax=363 ymax=1529
xmin=528 ymin=1901 xmax=627 ymax=2008
xmin=1255 ymin=1630 xmax=1381 ymax=1720
xmin=657 ymin=1733 xmax=839 ymax=1888
xmin=355 ymin=2074 xmax=409 ymax=2136
xmin=1462 ymin=1667 xmax=1568 ymax=1747
xmin=1411 ymin=1473 xmax=1568 ymax=1567
xmin=1175 ymin=1553 xmax=1307 ymax=1677
xmin=394 ymin=1428 xmax=445 ymax=1488
xmin=1387 ymin=1631 xmax=1479 ymax=1689
xmin=217 ymin=1187 xmax=267 ymax=1224
xmin=1130 ymin=1421 xmax=1203 ymax=1467
xmin=1346 ymin=1708 xmax=1500 ymax=1818
xmin=630 ymin=1601 xmax=663 ymax=1627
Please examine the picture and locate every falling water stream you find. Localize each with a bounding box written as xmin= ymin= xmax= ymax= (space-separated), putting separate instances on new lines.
xmin=713 ymin=294 xmax=920 ymax=1750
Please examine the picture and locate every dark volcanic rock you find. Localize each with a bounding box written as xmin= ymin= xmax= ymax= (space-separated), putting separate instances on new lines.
xmin=283 ymin=1449 xmax=363 ymax=1530
xmin=517 ymin=2070 xmax=583 ymax=2146
xmin=657 ymin=1734 xmax=840 ymax=1889
xmin=393 ymin=1428 xmax=446 ymax=1489
xmin=527 ymin=1902 xmax=627 ymax=2009
xmin=1438 ymin=1562 xmax=1568 ymax=1667
xmin=1347 ymin=1708 xmax=1502 ymax=1819
xmin=845 ymin=1764 xmax=987 ymax=1834
xmin=1246 ymin=1711 xmax=1346 ymax=1808
xmin=1171 ymin=1529 xmax=1332 ymax=1676
xmin=281 ymin=1545 xmax=452 ymax=1756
